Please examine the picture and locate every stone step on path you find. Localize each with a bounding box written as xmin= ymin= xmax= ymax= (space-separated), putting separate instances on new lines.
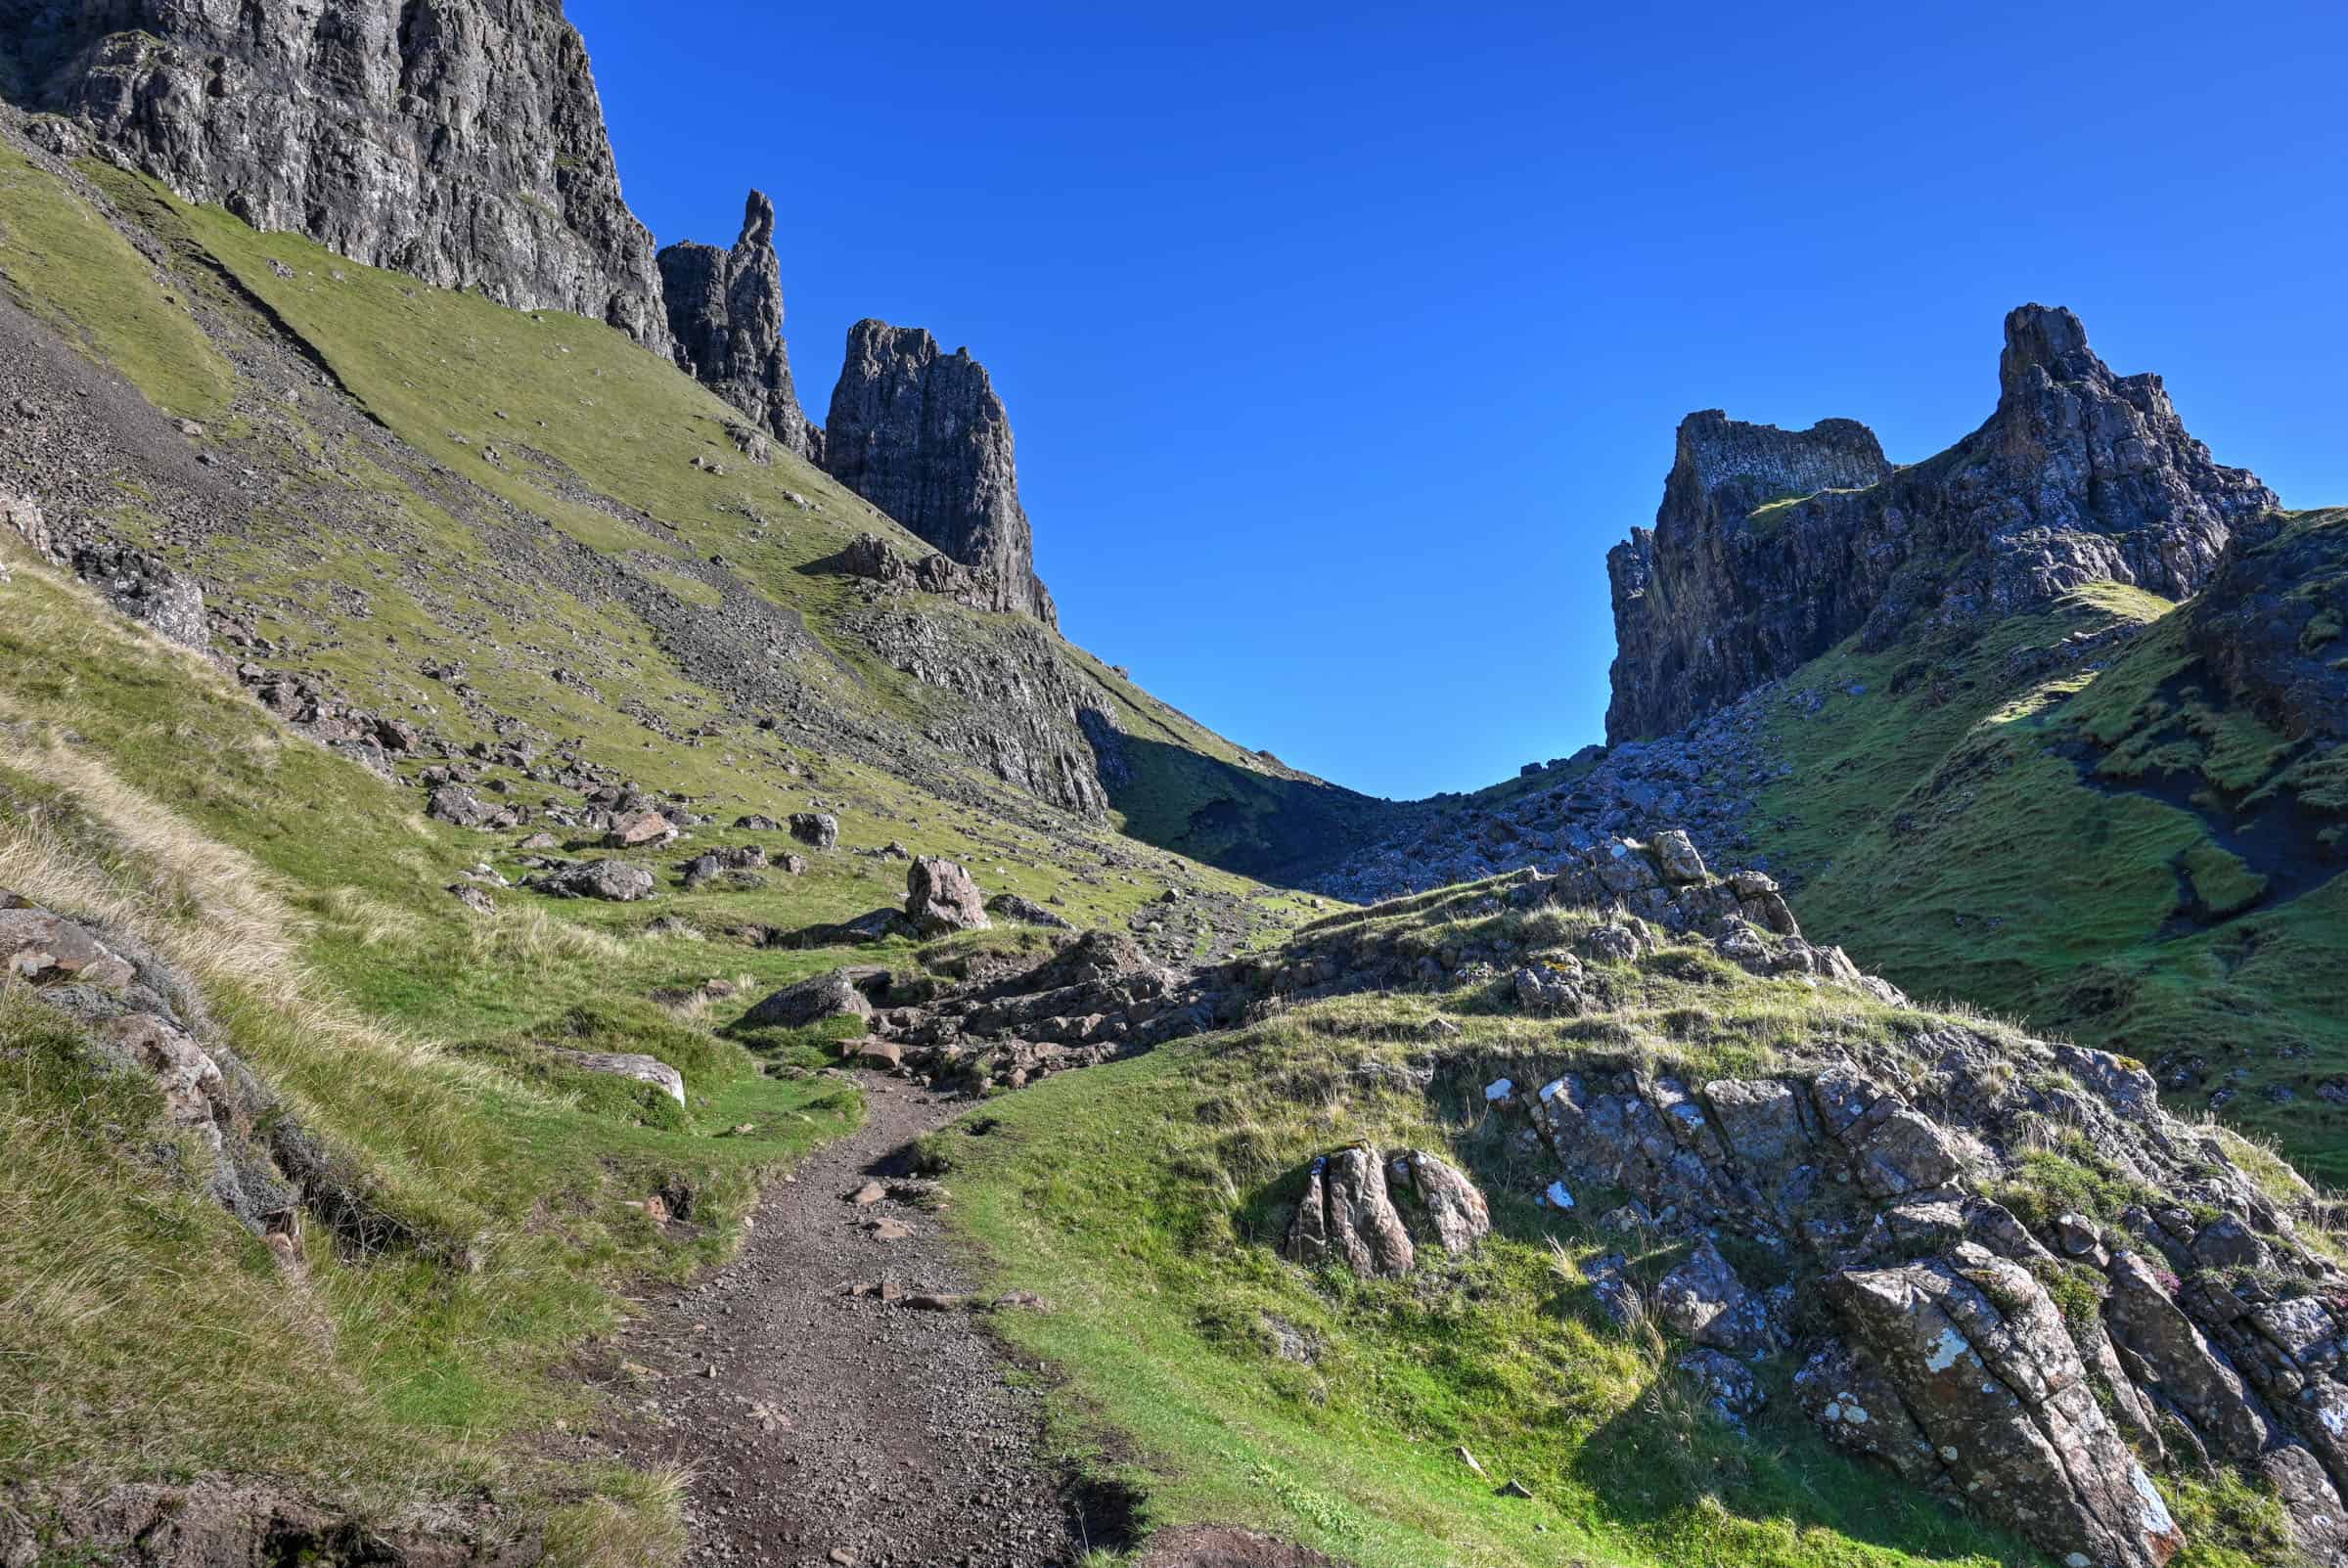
xmin=588 ymin=1075 xmax=1118 ymax=1568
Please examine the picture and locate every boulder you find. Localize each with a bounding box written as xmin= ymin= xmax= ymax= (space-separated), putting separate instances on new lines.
xmin=788 ymin=812 xmax=838 ymax=850
xmin=906 ymin=856 xmax=990 ymax=936
xmin=606 ymin=811 xmax=677 ymax=848
xmin=529 ymin=860 xmax=655 ymax=902
xmin=1651 ymin=829 xmax=1708 ymax=884
xmin=741 ymin=968 xmax=872 ymax=1031
xmin=985 ymin=892 xmax=1072 ymax=929
xmin=1286 ymin=1146 xmax=1414 ymax=1278
xmin=1654 ymin=1237 xmax=1780 ymax=1355
xmin=682 ymin=844 xmax=766 ymax=890
xmin=553 ymin=1050 xmax=685 ymax=1104
xmin=426 ymin=784 xmax=497 ymax=829
xmin=1387 ymin=1149 xmax=1490 ymax=1257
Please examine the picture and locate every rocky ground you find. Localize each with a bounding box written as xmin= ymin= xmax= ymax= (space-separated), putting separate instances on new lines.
xmin=579 ymin=1075 xmax=1118 ymax=1568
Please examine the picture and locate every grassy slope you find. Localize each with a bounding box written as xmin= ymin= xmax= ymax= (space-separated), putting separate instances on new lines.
xmin=0 ymin=148 xmax=233 ymax=421
xmin=82 ymin=162 xmax=1372 ymax=892
xmin=0 ymin=542 xmax=864 ymax=1540
xmin=1753 ymin=578 xmax=2348 ymax=1184
xmin=940 ymin=880 xmax=2288 ymax=1568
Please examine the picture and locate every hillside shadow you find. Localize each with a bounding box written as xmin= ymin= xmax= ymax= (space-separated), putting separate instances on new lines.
xmin=1104 ymin=732 xmax=1420 ymax=886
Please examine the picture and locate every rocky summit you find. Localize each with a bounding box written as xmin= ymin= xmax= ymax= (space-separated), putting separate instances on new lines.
xmin=1 ymin=6 xmax=2344 ymax=1568
xmin=1607 ymin=305 xmax=2276 ymax=741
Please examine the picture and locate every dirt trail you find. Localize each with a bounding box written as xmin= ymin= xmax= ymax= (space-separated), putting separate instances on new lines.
xmin=591 ymin=1076 xmax=1121 ymax=1568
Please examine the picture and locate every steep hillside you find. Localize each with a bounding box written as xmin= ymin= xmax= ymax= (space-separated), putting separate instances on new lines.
xmin=1757 ymin=510 xmax=2348 ymax=1181
xmin=0 ymin=127 xmax=1380 ymax=908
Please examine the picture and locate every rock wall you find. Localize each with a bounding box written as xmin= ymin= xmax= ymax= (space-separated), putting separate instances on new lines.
xmin=0 ymin=0 xmax=669 ymax=350
xmin=821 ymin=321 xmax=1057 ymax=627
xmin=2185 ymin=508 xmax=2348 ymax=744
xmin=1606 ymin=305 xmax=2277 ymax=740
xmin=658 ymin=190 xmax=818 ymax=460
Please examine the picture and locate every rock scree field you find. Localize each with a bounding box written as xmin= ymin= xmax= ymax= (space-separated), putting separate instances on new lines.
xmin=1 ymin=6 xmax=2346 ymax=1568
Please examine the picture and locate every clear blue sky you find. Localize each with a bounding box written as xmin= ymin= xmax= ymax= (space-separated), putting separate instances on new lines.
xmin=569 ymin=0 xmax=2348 ymax=801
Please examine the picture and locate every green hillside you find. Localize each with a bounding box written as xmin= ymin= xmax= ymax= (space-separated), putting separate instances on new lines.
xmin=1753 ymin=548 xmax=2348 ymax=1182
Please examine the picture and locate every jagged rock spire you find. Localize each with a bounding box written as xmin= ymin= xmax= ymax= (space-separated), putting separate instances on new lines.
xmin=1605 ymin=304 xmax=2277 ymax=741
xmin=821 ymin=322 xmax=1057 ymax=628
xmin=656 ymin=190 xmax=818 ymax=461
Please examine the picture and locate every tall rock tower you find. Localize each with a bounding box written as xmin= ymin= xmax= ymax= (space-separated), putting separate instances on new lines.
xmin=821 ymin=322 xmax=1057 ymax=628
xmin=657 ymin=191 xmax=819 ymax=461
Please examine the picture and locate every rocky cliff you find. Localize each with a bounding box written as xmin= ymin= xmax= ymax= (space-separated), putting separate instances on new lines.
xmin=1607 ymin=305 xmax=2277 ymax=739
xmin=0 ymin=0 xmax=668 ymax=350
xmin=821 ymin=321 xmax=1058 ymax=627
xmin=658 ymin=190 xmax=817 ymax=460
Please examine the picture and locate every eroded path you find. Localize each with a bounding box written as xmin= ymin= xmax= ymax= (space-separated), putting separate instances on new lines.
xmin=591 ymin=1077 xmax=1115 ymax=1568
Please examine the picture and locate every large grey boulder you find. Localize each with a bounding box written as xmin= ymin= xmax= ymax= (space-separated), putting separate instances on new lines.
xmin=906 ymin=856 xmax=989 ymax=937
xmin=741 ymin=967 xmax=871 ymax=1031
xmin=529 ymin=860 xmax=655 ymax=902
xmin=788 ymin=812 xmax=838 ymax=850
xmin=0 ymin=0 xmax=669 ymax=348
xmin=553 ymin=1050 xmax=684 ymax=1105
xmin=1286 ymin=1146 xmax=1414 ymax=1278
xmin=1387 ymin=1148 xmax=1489 ymax=1257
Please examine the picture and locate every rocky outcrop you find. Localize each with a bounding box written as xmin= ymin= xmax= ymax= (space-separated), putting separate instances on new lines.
xmin=5 ymin=492 xmax=208 ymax=650
xmin=1282 ymin=1145 xmax=1490 ymax=1279
xmin=905 ymin=856 xmax=989 ymax=936
xmin=0 ymin=0 xmax=669 ymax=349
xmin=821 ymin=322 xmax=1056 ymax=626
xmin=658 ymin=191 xmax=817 ymax=460
xmin=1606 ymin=305 xmax=2278 ymax=739
xmin=2185 ymin=508 xmax=2348 ymax=744
xmin=1471 ymin=885 xmax=2348 ymax=1567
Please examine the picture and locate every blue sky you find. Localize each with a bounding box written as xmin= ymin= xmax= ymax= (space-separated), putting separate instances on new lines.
xmin=569 ymin=0 xmax=2348 ymax=800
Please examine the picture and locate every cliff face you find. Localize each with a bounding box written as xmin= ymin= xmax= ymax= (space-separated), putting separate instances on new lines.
xmin=1606 ymin=305 xmax=2277 ymax=740
xmin=821 ymin=321 xmax=1057 ymax=628
xmin=658 ymin=191 xmax=817 ymax=460
xmin=0 ymin=0 xmax=668 ymax=350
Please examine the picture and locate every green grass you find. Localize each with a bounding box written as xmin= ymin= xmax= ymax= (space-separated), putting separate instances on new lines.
xmin=937 ymin=887 xmax=2074 ymax=1568
xmin=0 ymin=544 xmax=860 ymax=1541
xmin=0 ymin=151 xmax=235 ymax=422
xmin=1750 ymin=580 xmax=2348 ymax=1183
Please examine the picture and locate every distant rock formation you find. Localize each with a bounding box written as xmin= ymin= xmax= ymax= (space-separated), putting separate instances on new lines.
xmin=821 ymin=321 xmax=1057 ymax=627
xmin=1606 ymin=305 xmax=2277 ymax=740
xmin=0 ymin=0 xmax=669 ymax=351
xmin=658 ymin=191 xmax=817 ymax=461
